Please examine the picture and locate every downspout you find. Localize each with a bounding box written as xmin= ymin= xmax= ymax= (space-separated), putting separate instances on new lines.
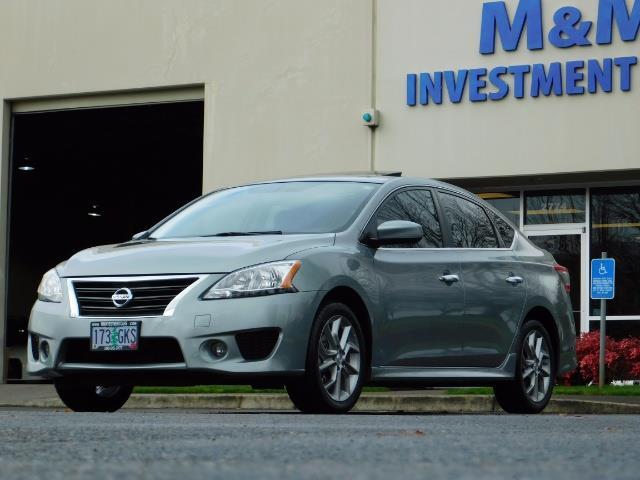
xmin=369 ymin=0 xmax=378 ymax=173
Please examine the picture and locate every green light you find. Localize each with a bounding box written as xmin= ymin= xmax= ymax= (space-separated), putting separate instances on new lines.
xmin=362 ymin=113 xmax=372 ymax=123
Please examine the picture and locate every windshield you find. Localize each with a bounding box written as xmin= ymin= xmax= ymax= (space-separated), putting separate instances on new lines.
xmin=150 ymin=181 xmax=380 ymax=239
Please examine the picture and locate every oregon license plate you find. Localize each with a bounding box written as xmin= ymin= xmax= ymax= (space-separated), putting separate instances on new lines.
xmin=90 ymin=321 xmax=140 ymax=351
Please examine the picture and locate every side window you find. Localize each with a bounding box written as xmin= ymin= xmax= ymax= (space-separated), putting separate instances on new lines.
xmin=488 ymin=210 xmax=515 ymax=247
xmin=439 ymin=193 xmax=499 ymax=248
xmin=376 ymin=189 xmax=443 ymax=248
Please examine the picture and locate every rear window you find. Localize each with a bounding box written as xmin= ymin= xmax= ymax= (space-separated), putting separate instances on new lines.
xmin=488 ymin=210 xmax=516 ymax=247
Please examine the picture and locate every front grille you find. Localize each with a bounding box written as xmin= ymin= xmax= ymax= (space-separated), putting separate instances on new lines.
xmin=235 ymin=329 xmax=280 ymax=361
xmin=59 ymin=337 xmax=185 ymax=365
xmin=72 ymin=277 xmax=198 ymax=317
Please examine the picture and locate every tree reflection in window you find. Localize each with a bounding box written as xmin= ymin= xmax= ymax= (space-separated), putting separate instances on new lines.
xmin=487 ymin=210 xmax=515 ymax=247
xmin=376 ymin=189 xmax=443 ymax=248
xmin=591 ymin=187 xmax=640 ymax=317
xmin=439 ymin=193 xmax=499 ymax=249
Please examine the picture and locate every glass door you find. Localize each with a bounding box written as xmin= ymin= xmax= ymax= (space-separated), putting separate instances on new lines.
xmin=526 ymin=230 xmax=586 ymax=334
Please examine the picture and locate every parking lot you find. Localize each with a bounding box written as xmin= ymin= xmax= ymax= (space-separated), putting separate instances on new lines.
xmin=1 ymin=409 xmax=639 ymax=480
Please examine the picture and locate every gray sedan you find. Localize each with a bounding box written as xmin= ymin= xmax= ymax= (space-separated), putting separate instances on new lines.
xmin=28 ymin=175 xmax=576 ymax=413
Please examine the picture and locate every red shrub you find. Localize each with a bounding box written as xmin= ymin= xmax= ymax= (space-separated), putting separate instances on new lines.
xmin=562 ymin=331 xmax=640 ymax=385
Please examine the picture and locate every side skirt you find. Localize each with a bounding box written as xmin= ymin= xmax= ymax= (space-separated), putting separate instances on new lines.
xmin=368 ymin=354 xmax=516 ymax=388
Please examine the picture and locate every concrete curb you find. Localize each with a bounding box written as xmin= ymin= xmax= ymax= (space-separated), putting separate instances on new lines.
xmin=4 ymin=394 xmax=640 ymax=414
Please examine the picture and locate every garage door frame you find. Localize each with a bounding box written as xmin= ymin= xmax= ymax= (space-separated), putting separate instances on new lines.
xmin=0 ymin=84 xmax=205 ymax=383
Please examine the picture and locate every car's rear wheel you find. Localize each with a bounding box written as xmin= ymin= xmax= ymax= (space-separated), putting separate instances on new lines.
xmin=54 ymin=382 xmax=133 ymax=412
xmin=494 ymin=320 xmax=555 ymax=414
xmin=286 ymin=302 xmax=366 ymax=414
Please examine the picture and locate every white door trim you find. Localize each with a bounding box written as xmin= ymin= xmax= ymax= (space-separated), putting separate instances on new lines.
xmin=11 ymin=85 xmax=204 ymax=114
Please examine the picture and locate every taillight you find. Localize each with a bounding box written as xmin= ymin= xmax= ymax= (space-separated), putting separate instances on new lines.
xmin=554 ymin=264 xmax=571 ymax=294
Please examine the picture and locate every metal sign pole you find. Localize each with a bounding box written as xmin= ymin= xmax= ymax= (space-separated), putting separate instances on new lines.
xmin=599 ymin=252 xmax=607 ymax=389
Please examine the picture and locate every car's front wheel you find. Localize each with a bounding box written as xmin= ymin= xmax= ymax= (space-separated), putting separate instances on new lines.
xmin=494 ymin=319 xmax=555 ymax=414
xmin=286 ymin=302 xmax=367 ymax=414
xmin=54 ymin=382 xmax=133 ymax=412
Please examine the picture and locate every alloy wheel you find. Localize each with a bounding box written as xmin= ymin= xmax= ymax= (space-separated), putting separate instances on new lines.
xmin=521 ymin=330 xmax=551 ymax=403
xmin=318 ymin=315 xmax=361 ymax=402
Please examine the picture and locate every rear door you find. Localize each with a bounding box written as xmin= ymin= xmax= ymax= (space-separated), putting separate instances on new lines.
xmin=437 ymin=191 xmax=527 ymax=368
xmin=372 ymin=188 xmax=465 ymax=367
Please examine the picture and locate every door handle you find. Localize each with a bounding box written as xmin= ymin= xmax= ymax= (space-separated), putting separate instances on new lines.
xmin=506 ymin=275 xmax=524 ymax=285
xmin=439 ymin=274 xmax=460 ymax=284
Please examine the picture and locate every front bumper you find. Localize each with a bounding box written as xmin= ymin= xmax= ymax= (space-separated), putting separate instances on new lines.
xmin=28 ymin=278 xmax=322 ymax=384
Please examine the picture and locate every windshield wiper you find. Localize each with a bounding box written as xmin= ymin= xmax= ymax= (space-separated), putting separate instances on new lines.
xmin=202 ymin=231 xmax=284 ymax=237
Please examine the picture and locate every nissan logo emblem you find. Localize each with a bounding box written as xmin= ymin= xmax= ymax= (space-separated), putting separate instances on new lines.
xmin=111 ymin=288 xmax=134 ymax=308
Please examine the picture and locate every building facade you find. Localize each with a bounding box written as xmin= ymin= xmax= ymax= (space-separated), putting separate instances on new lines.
xmin=0 ymin=0 xmax=638 ymax=381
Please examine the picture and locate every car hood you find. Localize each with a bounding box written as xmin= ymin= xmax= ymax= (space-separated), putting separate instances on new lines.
xmin=59 ymin=234 xmax=335 ymax=277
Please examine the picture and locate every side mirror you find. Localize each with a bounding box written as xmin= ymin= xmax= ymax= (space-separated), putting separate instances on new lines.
xmin=365 ymin=221 xmax=423 ymax=247
xmin=131 ymin=231 xmax=148 ymax=240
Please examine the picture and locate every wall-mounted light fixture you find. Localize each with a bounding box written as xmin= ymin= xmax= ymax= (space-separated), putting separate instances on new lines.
xmin=18 ymin=156 xmax=35 ymax=171
xmin=88 ymin=204 xmax=102 ymax=217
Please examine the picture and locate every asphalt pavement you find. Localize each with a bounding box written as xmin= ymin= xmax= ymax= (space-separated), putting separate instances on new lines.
xmin=0 ymin=409 xmax=638 ymax=480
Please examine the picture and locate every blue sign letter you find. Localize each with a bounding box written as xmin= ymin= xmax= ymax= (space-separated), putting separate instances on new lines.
xmin=531 ymin=62 xmax=563 ymax=97
xmin=444 ymin=70 xmax=469 ymax=103
xmin=469 ymin=69 xmax=489 ymax=102
xmin=480 ymin=0 xmax=544 ymax=54
xmin=407 ymin=74 xmax=417 ymax=106
xmin=420 ymin=72 xmax=444 ymax=105
xmin=597 ymin=0 xmax=640 ymax=44
xmin=587 ymin=58 xmax=613 ymax=93
xmin=489 ymin=66 xmax=510 ymax=100
xmin=566 ymin=61 xmax=586 ymax=95
xmin=508 ymin=65 xmax=531 ymax=98
xmin=615 ymin=56 xmax=638 ymax=91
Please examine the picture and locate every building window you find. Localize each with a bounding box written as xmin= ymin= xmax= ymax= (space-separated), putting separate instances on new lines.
xmin=590 ymin=187 xmax=640 ymax=317
xmin=476 ymin=192 xmax=520 ymax=226
xmin=525 ymin=190 xmax=586 ymax=225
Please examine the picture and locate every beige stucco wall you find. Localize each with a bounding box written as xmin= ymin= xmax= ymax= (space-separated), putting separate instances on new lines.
xmin=0 ymin=0 xmax=374 ymax=192
xmin=0 ymin=0 xmax=375 ymax=382
xmin=375 ymin=0 xmax=640 ymax=180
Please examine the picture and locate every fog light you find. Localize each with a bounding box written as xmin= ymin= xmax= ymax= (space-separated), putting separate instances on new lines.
xmin=210 ymin=341 xmax=227 ymax=359
xmin=40 ymin=341 xmax=50 ymax=360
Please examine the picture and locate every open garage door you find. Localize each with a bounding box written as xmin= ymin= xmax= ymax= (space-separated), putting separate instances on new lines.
xmin=6 ymin=100 xmax=204 ymax=379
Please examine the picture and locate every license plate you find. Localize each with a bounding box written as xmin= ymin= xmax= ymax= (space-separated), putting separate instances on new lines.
xmin=90 ymin=321 xmax=140 ymax=351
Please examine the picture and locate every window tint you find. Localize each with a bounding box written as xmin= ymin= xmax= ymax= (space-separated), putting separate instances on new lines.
xmin=376 ymin=189 xmax=443 ymax=248
xmin=488 ymin=210 xmax=515 ymax=247
xmin=439 ymin=193 xmax=499 ymax=248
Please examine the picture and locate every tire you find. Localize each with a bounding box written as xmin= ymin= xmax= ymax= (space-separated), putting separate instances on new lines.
xmin=54 ymin=382 xmax=133 ymax=412
xmin=494 ymin=320 xmax=556 ymax=414
xmin=286 ymin=302 xmax=367 ymax=414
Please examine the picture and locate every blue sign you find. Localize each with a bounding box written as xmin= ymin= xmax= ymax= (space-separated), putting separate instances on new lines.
xmin=591 ymin=258 xmax=616 ymax=300
xmin=407 ymin=0 xmax=639 ymax=106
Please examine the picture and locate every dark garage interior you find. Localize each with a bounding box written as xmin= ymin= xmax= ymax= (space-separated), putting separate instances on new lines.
xmin=6 ymin=101 xmax=204 ymax=378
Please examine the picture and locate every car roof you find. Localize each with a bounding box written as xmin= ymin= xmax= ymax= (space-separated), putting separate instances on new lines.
xmin=253 ymin=174 xmax=475 ymax=197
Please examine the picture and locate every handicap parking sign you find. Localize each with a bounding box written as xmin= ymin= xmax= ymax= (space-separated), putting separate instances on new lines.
xmin=591 ymin=258 xmax=615 ymax=300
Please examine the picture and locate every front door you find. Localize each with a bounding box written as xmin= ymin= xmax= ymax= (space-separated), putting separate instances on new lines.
xmin=372 ymin=188 xmax=465 ymax=367
xmin=526 ymin=230 xmax=585 ymax=334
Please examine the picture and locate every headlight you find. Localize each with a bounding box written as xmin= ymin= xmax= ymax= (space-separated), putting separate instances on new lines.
xmin=201 ymin=261 xmax=301 ymax=300
xmin=37 ymin=268 xmax=63 ymax=303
